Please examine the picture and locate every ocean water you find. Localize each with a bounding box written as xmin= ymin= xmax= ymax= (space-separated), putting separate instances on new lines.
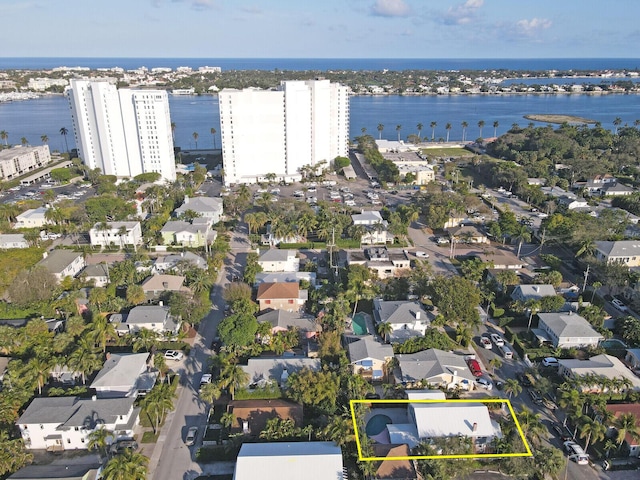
xmin=2 ymin=57 xmax=640 ymax=72
xmin=2 ymin=93 xmax=639 ymax=152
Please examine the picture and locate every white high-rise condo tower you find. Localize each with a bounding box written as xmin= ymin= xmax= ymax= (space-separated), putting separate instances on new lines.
xmin=66 ymin=79 xmax=176 ymax=181
xmin=219 ymin=79 xmax=349 ymax=185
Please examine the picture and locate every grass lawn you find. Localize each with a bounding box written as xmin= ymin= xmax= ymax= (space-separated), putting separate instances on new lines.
xmin=141 ymin=431 xmax=158 ymax=443
xmin=420 ymin=147 xmax=473 ymax=157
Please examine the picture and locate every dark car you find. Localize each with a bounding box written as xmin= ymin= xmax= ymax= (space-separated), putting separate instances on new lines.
xmin=517 ymin=372 xmax=533 ymax=387
xmin=552 ymin=422 xmax=573 ymax=442
xmin=528 ymin=388 xmax=543 ymax=405
xmin=110 ymin=439 xmax=138 ymax=454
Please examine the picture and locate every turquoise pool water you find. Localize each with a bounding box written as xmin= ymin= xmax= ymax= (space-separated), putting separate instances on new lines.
xmin=366 ymin=414 xmax=392 ymax=436
xmin=352 ymin=313 xmax=368 ymax=335
xmin=601 ymin=339 xmax=627 ymax=349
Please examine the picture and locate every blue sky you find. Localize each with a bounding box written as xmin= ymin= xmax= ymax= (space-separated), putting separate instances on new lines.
xmin=3 ymin=0 xmax=639 ymax=58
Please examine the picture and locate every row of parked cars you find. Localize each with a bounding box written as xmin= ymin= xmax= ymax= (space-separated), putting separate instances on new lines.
xmin=478 ymin=333 xmax=513 ymax=359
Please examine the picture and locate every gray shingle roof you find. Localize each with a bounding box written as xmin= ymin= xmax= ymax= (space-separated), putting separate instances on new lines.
xmin=373 ymin=299 xmax=430 ymax=325
xmin=396 ymin=349 xmax=474 ymax=384
xmin=126 ymin=305 xmax=171 ymax=325
xmin=241 ymin=357 xmax=321 ymax=386
xmin=256 ymin=309 xmax=319 ymax=332
xmin=595 ymin=240 xmax=640 ymax=258
xmin=258 ymin=249 xmax=296 ymax=263
xmin=346 ymin=335 xmax=394 ymax=363
xmin=38 ymin=250 xmax=83 ymax=274
xmin=175 ymin=196 xmax=223 ymax=215
xmin=538 ymin=312 xmax=603 ymax=339
xmin=90 ymin=353 xmax=150 ymax=390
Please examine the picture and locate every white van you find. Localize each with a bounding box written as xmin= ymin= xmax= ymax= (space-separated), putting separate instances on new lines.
xmin=499 ymin=344 xmax=513 ymax=359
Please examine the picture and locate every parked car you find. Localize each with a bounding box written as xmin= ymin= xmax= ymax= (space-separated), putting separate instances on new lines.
xmin=415 ymin=251 xmax=429 ymax=258
xmin=552 ymin=422 xmax=573 ymax=442
xmin=110 ymin=439 xmax=138 ymax=454
xmin=185 ymin=426 xmax=198 ymax=446
xmin=542 ymin=357 xmax=559 ymax=368
xmin=542 ymin=395 xmax=558 ymax=411
xmin=199 ymin=373 xmax=212 ymax=391
xmin=611 ymin=298 xmax=628 ymax=312
xmin=466 ymin=358 xmax=482 ymax=377
xmin=164 ymin=350 xmax=184 ymax=361
xmin=479 ymin=336 xmax=492 ymax=349
xmin=516 ymin=371 xmax=534 ymax=387
xmin=564 ymin=441 xmax=589 ymax=465
xmin=528 ymin=388 xmax=543 ymax=405
xmin=475 ymin=376 xmax=493 ymax=390
xmin=490 ymin=333 xmax=504 ymax=347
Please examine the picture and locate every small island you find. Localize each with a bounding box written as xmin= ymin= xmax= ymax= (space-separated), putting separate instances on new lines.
xmin=523 ymin=113 xmax=596 ymax=124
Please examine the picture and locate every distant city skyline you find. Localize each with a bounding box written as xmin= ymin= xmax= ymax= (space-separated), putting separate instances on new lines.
xmin=3 ymin=0 xmax=638 ymax=59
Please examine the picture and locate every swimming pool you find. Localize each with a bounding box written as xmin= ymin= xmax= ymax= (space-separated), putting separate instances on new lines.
xmin=366 ymin=414 xmax=392 ymax=436
xmin=600 ymin=339 xmax=628 ymax=349
xmin=352 ymin=313 xmax=368 ymax=335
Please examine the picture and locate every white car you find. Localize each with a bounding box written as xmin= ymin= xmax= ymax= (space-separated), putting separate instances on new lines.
xmin=164 ymin=350 xmax=184 ymax=361
xmin=307 ymin=187 xmax=317 ymax=193
xmin=185 ymin=426 xmax=198 ymax=446
xmin=480 ymin=336 xmax=492 ymax=349
xmin=611 ymin=298 xmax=628 ymax=312
xmin=475 ymin=377 xmax=493 ymax=390
xmin=490 ymin=333 xmax=504 ymax=347
xmin=564 ymin=441 xmax=589 ymax=465
xmin=542 ymin=357 xmax=559 ymax=368
xmin=415 ymin=251 xmax=429 ymax=258
xmin=345 ymin=200 xmax=356 ymax=207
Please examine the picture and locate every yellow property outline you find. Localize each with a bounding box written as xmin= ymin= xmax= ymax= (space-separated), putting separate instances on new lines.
xmin=350 ymin=398 xmax=533 ymax=460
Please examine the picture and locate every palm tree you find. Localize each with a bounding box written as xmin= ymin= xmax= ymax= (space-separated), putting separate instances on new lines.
xmin=199 ymin=382 xmax=222 ymax=404
xmin=613 ymin=117 xmax=622 ymax=134
xmin=361 ymin=127 xmax=367 ymax=135
xmin=430 ymin=121 xmax=437 ymax=140
xmin=170 ymin=121 xmax=176 ymax=143
xmin=188 ymin=268 xmax=213 ymax=294
xmin=376 ymin=321 xmax=393 ymax=343
xmin=614 ymin=412 xmax=640 ymax=446
xmin=218 ymin=363 xmax=249 ymax=400
xmin=0 ymin=130 xmax=8 ymax=146
xmin=101 ymin=449 xmax=148 ymax=480
xmin=493 ymin=120 xmax=499 ymax=137
xmin=87 ymin=426 xmax=114 ymax=458
xmin=27 ymin=357 xmax=53 ymax=395
xmin=578 ymin=416 xmax=606 ymax=453
xmin=67 ymin=335 xmax=102 ymax=384
xmin=396 ymin=125 xmax=402 ymax=141
xmin=416 ymin=123 xmax=423 ymax=141
xmin=210 ymin=127 xmax=217 ymax=149
xmin=377 ymin=123 xmax=384 ymax=140
xmin=141 ymin=385 xmax=174 ymax=434
xmin=514 ymin=224 xmax=531 ymax=258
xmin=489 ymin=357 xmax=502 ymax=374
xmin=133 ymin=328 xmax=159 ymax=352
xmin=559 ymin=387 xmax=584 ymax=418
xmin=192 ymin=131 xmax=199 ymax=149
xmin=461 ymin=121 xmax=468 ymax=142
xmin=40 ymin=134 xmax=49 ymax=145
xmin=604 ymin=438 xmax=618 ymax=458
xmin=478 ymin=120 xmax=485 ymax=138
xmin=20 ymin=137 xmax=28 ymax=146
xmin=60 ymin=127 xmax=69 ymax=154
xmin=504 ymin=378 xmax=522 ymax=398
xmin=90 ymin=316 xmax=117 ymax=352
xmin=517 ymin=405 xmax=546 ymax=444
xmin=525 ymin=298 xmax=541 ymax=331
xmin=590 ymin=281 xmax=602 ymax=302
xmin=445 ymin=123 xmax=452 ymax=142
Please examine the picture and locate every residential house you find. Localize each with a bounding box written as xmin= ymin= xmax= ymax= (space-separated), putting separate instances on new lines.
xmin=254 ymin=271 xmax=316 ymax=286
xmin=472 ymin=249 xmax=526 ymax=270
xmin=345 ymin=335 xmax=394 ymax=381
xmin=541 ymin=186 xmax=574 ymax=200
xmin=537 ymin=312 xmax=604 ymax=348
xmin=174 ymin=195 xmax=223 ymax=224
xmin=511 ymin=284 xmax=556 ymax=303
xmin=160 ymin=218 xmax=216 ymax=248
xmin=17 ymin=396 xmax=138 ymax=451
xmin=110 ymin=305 xmax=180 ymax=336
xmin=352 ymin=210 xmax=387 ymax=227
xmin=602 ymin=182 xmax=635 ymax=197
xmin=625 ymin=348 xmax=640 ymax=372
xmin=257 ymin=249 xmax=299 ymax=272
xmin=79 ymin=263 xmax=109 ymax=287
xmin=371 ymin=444 xmax=418 ymax=480
xmin=594 ymin=241 xmax=640 ymax=267
xmin=89 ymin=221 xmax=142 ymax=248
xmin=558 ymin=354 xmax=640 ymax=392
xmin=394 ymin=161 xmax=435 ymax=185
xmin=604 ymin=404 xmax=640 ymax=458
xmin=234 ymin=442 xmax=344 ymax=480
xmin=7 ymin=456 xmax=103 ymax=480
xmin=351 ymin=211 xmax=392 ymax=245
xmin=574 ymin=174 xmax=617 ymax=195
xmin=347 ymin=247 xmax=411 ymax=279
xmin=154 ymin=251 xmax=207 ymax=272
xmin=373 ymin=299 xmax=431 ymax=342
xmin=226 ymin=399 xmax=303 ymax=436
xmin=558 ymin=196 xmax=589 ymax=210
xmin=395 ymin=349 xmax=475 ymax=390
xmin=256 ymin=309 xmax=321 ymax=340
xmin=256 ymin=282 xmax=307 ymax=312
xmin=0 ymin=233 xmax=28 ymax=249
xmin=37 ymin=250 xmax=86 ymax=282
xmin=241 ymin=356 xmax=321 ymax=389
xmin=141 ymin=274 xmax=191 ymax=299
xmin=90 ymin=352 xmax=157 ymax=398
xmin=448 ymin=224 xmax=489 ymax=244
xmin=14 ymin=207 xmax=51 ymax=229
xmin=260 ymin=223 xmax=304 ymax=246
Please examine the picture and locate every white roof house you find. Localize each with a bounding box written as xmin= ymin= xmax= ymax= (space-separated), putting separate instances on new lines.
xmin=373 ymin=299 xmax=431 ymax=342
xmin=241 ymin=357 xmax=321 ymax=389
xmin=0 ymin=233 xmax=28 ymax=249
xmin=511 ymin=284 xmax=557 ymax=302
xmin=537 ymin=312 xmax=604 ymax=348
xmin=90 ymin=353 xmax=157 ymax=398
xmin=234 ymin=442 xmax=344 ymax=480
xmin=175 ymin=195 xmax=224 ymax=224
xmin=559 ymin=354 xmax=640 ymax=392
xmin=409 ymin=403 xmax=502 ymax=440
xmin=154 ymin=251 xmax=207 ymax=272
xmin=110 ymin=305 xmax=180 ymax=335
xmin=257 ymin=249 xmax=299 ymax=272
xmin=395 ymin=349 xmax=475 ymax=390
xmin=595 ymin=241 xmax=640 ymax=268
xmin=352 ymin=210 xmax=386 ymax=226
xmin=14 ymin=207 xmax=51 ymax=229
xmin=89 ymin=221 xmax=142 ymax=248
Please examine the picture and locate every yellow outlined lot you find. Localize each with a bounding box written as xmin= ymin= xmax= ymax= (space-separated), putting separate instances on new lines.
xmin=350 ymin=398 xmax=533 ymax=460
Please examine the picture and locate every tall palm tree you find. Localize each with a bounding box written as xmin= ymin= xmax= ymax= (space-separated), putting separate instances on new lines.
xmin=0 ymin=130 xmax=8 ymax=146
xmin=192 ymin=131 xmax=199 ymax=149
xmin=493 ymin=120 xmax=499 ymax=137
xmin=67 ymin=335 xmax=102 ymax=384
xmin=210 ymin=127 xmax=217 ymax=149
xmin=87 ymin=426 xmax=114 ymax=458
xmin=416 ymin=123 xmax=423 ymax=141
xmin=489 ymin=357 xmax=503 ymax=373
xmin=40 ymin=134 xmax=49 ymax=145
xmin=218 ymin=363 xmax=249 ymax=400
xmin=478 ymin=120 xmax=485 ymax=138
xmin=199 ymin=382 xmax=222 ymax=404
xmin=514 ymin=224 xmax=531 ymax=258
xmin=430 ymin=121 xmax=437 ymax=140
xmin=27 ymin=357 xmax=53 ymax=395
xmin=133 ymin=328 xmax=159 ymax=352
xmin=461 ymin=121 xmax=468 ymax=142
xmin=361 ymin=127 xmax=367 ymax=135
xmin=90 ymin=316 xmax=117 ymax=352
xmin=517 ymin=405 xmax=545 ymax=444
xmin=395 ymin=125 xmax=402 ymax=141
xmin=20 ymin=137 xmax=28 ymax=146
xmin=578 ymin=416 xmax=606 ymax=453
xmin=445 ymin=123 xmax=452 ymax=142
xmin=60 ymin=127 xmax=69 ymax=154
xmin=613 ymin=117 xmax=622 ymax=134
xmin=101 ymin=449 xmax=148 ymax=480
xmin=614 ymin=412 xmax=640 ymax=446
xmin=376 ymin=321 xmax=393 ymax=343
xmin=188 ymin=268 xmax=213 ymax=294
xmin=504 ymin=378 xmax=522 ymax=398
xmin=524 ymin=299 xmax=541 ymax=332
xmin=377 ymin=123 xmax=384 ymax=140
xmin=170 ymin=121 xmax=176 ymax=143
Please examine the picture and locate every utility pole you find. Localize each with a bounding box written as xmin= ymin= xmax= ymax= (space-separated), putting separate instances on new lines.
xmin=582 ymin=264 xmax=590 ymax=293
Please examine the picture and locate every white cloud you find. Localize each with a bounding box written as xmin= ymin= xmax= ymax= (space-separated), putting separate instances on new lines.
xmin=515 ymin=17 xmax=552 ymax=36
xmin=439 ymin=0 xmax=484 ymax=26
xmin=371 ymin=0 xmax=411 ymax=18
